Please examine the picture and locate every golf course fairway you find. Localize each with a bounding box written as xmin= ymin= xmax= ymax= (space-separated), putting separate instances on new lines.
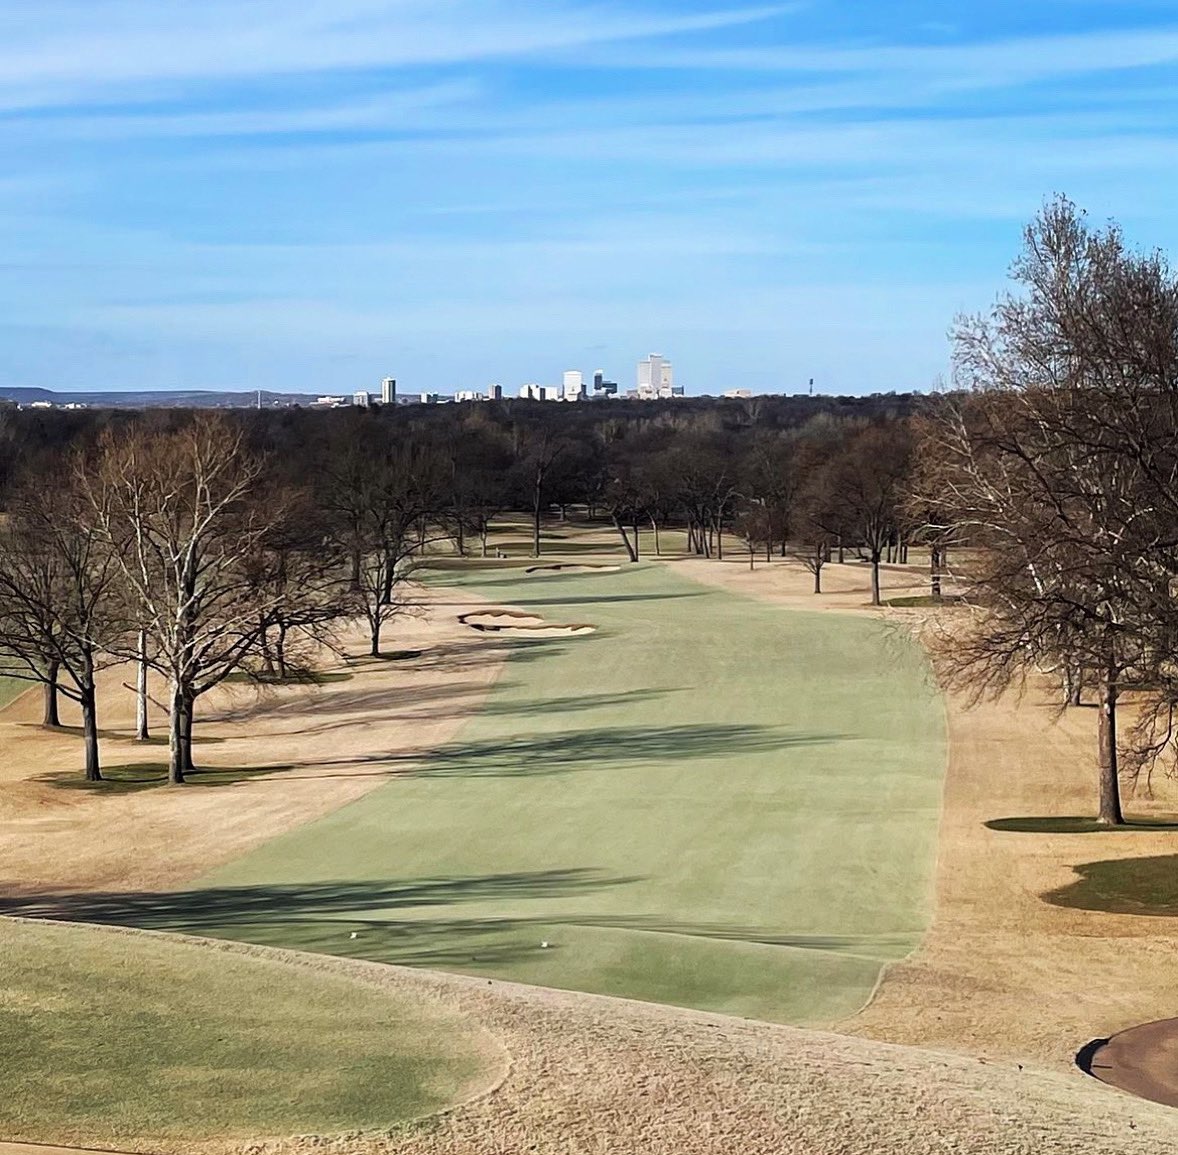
xmin=140 ymin=565 xmax=946 ymax=1024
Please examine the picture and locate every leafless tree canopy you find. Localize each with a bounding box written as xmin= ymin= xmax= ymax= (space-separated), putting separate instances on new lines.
xmin=913 ymin=196 xmax=1178 ymax=824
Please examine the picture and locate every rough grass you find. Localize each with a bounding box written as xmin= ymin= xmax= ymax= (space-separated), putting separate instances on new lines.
xmin=0 ymin=919 xmax=496 ymax=1147
xmin=146 ymin=565 xmax=946 ymax=1026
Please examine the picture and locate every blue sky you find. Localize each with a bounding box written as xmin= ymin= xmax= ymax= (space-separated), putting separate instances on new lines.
xmin=1 ymin=2 xmax=1176 ymax=396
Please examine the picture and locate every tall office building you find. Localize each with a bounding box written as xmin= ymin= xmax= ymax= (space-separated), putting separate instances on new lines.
xmin=380 ymin=377 xmax=396 ymax=405
xmin=637 ymin=354 xmax=673 ymax=397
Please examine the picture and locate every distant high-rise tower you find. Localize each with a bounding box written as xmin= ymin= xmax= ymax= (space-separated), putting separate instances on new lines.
xmin=637 ymin=354 xmax=672 ymax=397
xmin=381 ymin=377 xmax=396 ymax=405
xmin=490 ymin=383 xmax=503 ymax=401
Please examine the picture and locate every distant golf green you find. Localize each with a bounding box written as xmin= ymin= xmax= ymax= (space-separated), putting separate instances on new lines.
xmin=111 ymin=565 xmax=946 ymax=1024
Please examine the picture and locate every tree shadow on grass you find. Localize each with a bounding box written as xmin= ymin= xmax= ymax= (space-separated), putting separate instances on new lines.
xmin=215 ymin=722 xmax=841 ymax=782
xmin=987 ymin=816 xmax=1178 ymax=834
xmin=37 ymin=763 xmax=292 ymax=794
xmin=207 ymin=678 xmax=498 ymax=724
xmin=396 ymin=723 xmax=838 ymax=780
xmin=477 ymin=687 xmax=683 ymax=719
xmin=1043 ymin=855 xmax=1178 ymax=916
xmin=0 ymin=868 xmax=639 ymax=930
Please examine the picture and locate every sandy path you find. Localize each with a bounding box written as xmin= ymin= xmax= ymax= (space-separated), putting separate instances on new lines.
xmin=672 ymin=554 xmax=1178 ymax=1069
xmin=0 ymin=588 xmax=512 ymax=895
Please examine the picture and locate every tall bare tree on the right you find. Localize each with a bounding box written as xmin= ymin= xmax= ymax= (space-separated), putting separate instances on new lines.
xmin=914 ymin=196 xmax=1178 ymax=826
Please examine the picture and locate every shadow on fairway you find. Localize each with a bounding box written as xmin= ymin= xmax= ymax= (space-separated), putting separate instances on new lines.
xmin=987 ymin=816 xmax=1178 ymax=834
xmin=399 ymin=723 xmax=838 ymax=780
xmin=478 ymin=687 xmax=684 ymax=719
xmin=0 ymin=868 xmax=639 ymax=931
xmin=185 ymin=722 xmax=838 ymax=783
xmin=1043 ymin=854 xmax=1178 ymax=916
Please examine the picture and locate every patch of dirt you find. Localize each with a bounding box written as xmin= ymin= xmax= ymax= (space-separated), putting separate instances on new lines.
xmin=0 ymin=587 xmax=512 ymax=896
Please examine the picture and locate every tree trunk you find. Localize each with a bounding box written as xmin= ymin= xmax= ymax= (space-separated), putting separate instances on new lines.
xmin=276 ymin=622 xmax=288 ymax=681
xmin=455 ymin=517 xmax=465 ymax=557
xmin=930 ymin=545 xmax=943 ymax=602
xmin=370 ymin=616 xmax=382 ymax=658
xmin=837 ymin=537 xmax=845 ymax=564
xmin=259 ymin=615 xmax=274 ymax=677
xmin=136 ymin=630 xmax=150 ymax=740
xmin=611 ymin=515 xmax=638 ymax=563
xmin=652 ymin=517 xmax=661 ymax=556
xmin=533 ymin=484 xmax=542 ymax=558
xmin=716 ymin=518 xmax=724 ymax=561
xmin=181 ymin=699 xmax=195 ymax=773
xmin=870 ymin=556 xmax=882 ymax=606
xmin=168 ymin=680 xmax=186 ymax=785
xmin=480 ymin=524 xmax=489 ymax=558
xmin=1097 ymin=670 xmax=1124 ymax=826
xmin=748 ymin=544 xmax=755 ymax=571
xmin=81 ymin=684 xmax=102 ymax=782
xmin=632 ymin=517 xmax=641 ymax=562
xmin=814 ymin=566 xmax=822 ymax=594
xmin=43 ymin=663 xmax=61 ymax=728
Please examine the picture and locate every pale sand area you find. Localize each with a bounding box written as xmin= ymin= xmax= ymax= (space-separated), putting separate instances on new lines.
xmin=0 ymin=587 xmax=512 ymax=895
xmin=673 ymin=553 xmax=1178 ymax=1069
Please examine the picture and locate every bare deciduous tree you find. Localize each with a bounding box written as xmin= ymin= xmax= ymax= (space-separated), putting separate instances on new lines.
xmin=0 ymin=474 xmax=127 ymax=780
xmin=915 ymin=197 xmax=1178 ymax=825
xmin=85 ymin=415 xmax=278 ymax=784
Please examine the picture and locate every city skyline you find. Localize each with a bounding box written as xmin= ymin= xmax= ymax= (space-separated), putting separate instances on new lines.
xmin=1 ymin=3 xmax=1176 ymax=395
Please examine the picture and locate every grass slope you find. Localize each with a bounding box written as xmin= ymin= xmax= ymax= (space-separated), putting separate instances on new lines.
xmin=127 ymin=565 xmax=946 ymax=1024
xmin=0 ymin=919 xmax=495 ymax=1146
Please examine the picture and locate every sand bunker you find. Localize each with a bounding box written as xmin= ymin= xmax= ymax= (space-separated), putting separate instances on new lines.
xmin=459 ymin=610 xmax=596 ymax=638
xmin=524 ymin=564 xmax=622 ymax=575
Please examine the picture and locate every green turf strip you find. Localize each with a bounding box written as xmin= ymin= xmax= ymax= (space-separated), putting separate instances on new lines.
xmin=0 ymin=676 xmax=31 ymax=710
xmin=115 ymin=565 xmax=947 ymax=1025
xmin=0 ymin=919 xmax=494 ymax=1145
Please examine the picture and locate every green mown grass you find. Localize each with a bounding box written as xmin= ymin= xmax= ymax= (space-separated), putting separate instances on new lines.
xmin=104 ymin=565 xmax=948 ymax=1026
xmin=0 ymin=676 xmax=31 ymax=710
xmin=0 ymin=919 xmax=494 ymax=1146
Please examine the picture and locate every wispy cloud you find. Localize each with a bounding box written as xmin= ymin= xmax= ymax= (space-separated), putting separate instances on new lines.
xmin=0 ymin=2 xmax=790 ymax=106
xmin=0 ymin=2 xmax=1176 ymax=395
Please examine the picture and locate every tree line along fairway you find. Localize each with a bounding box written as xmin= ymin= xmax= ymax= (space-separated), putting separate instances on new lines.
xmin=136 ymin=565 xmax=947 ymax=1025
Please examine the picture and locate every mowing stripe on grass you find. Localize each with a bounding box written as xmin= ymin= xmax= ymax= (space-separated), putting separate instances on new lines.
xmin=137 ymin=565 xmax=947 ymax=1024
